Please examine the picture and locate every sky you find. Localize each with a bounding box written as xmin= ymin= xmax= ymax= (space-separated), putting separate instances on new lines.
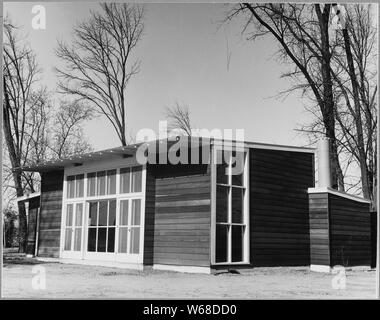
xmin=3 ymin=2 xmax=313 ymax=151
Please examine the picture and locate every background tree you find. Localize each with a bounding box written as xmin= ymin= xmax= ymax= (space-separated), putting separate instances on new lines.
xmin=3 ymin=19 xmax=93 ymax=250
xmin=226 ymin=3 xmax=377 ymax=201
xmin=226 ymin=3 xmax=344 ymax=190
xmin=56 ymin=3 xmax=145 ymax=146
xmin=296 ymin=4 xmax=377 ymax=202
xmin=3 ymin=20 xmax=43 ymax=251
xmin=49 ymin=100 xmax=93 ymax=159
xmin=165 ymin=103 xmax=192 ymax=136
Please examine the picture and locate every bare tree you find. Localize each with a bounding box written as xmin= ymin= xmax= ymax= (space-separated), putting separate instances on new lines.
xmin=49 ymin=100 xmax=93 ymax=159
xmin=3 ymin=20 xmax=42 ymax=251
xmin=165 ymin=103 xmax=192 ymax=136
xmin=3 ymin=20 xmax=95 ymax=251
xmin=226 ymin=3 xmax=345 ymax=191
xmin=56 ymin=3 xmax=145 ymax=146
xmin=296 ymin=4 xmax=377 ymax=202
xmin=329 ymin=4 xmax=377 ymax=201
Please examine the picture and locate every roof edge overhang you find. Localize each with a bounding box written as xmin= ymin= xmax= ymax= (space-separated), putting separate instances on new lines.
xmin=16 ymin=136 xmax=315 ymax=173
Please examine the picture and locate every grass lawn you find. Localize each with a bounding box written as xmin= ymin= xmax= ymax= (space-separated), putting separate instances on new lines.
xmin=2 ymin=249 xmax=376 ymax=299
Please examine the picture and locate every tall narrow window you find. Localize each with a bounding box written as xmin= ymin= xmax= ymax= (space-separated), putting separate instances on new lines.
xmin=215 ymin=149 xmax=248 ymax=264
xmin=64 ymin=203 xmax=83 ymax=252
xmin=64 ymin=204 xmax=73 ymax=250
xmin=118 ymin=198 xmax=142 ymax=254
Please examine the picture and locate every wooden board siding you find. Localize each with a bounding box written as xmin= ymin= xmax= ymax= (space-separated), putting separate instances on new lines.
xmin=143 ymin=168 xmax=156 ymax=265
xmin=147 ymin=164 xmax=211 ymax=267
xmin=309 ymin=193 xmax=330 ymax=266
xmin=329 ymin=194 xmax=371 ymax=267
xmin=370 ymin=212 xmax=377 ymax=268
xmin=26 ymin=196 xmax=40 ymax=255
xmin=38 ymin=170 xmax=64 ymax=258
xmin=250 ymin=149 xmax=314 ymax=267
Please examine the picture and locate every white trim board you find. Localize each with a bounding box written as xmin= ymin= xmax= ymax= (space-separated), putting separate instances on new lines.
xmin=153 ymin=264 xmax=211 ymax=274
xmin=211 ymin=139 xmax=316 ymax=154
xmin=59 ymin=258 xmax=144 ymax=270
xmin=310 ymin=265 xmax=331 ymax=273
xmin=17 ymin=192 xmax=41 ymax=202
xmin=308 ymin=187 xmax=371 ymax=204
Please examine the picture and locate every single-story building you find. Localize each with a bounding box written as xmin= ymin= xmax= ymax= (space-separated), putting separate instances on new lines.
xmin=18 ymin=136 xmax=373 ymax=273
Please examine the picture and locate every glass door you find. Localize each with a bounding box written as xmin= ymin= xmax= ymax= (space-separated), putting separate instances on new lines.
xmin=117 ymin=198 xmax=143 ymax=262
xmin=86 ymin=199 xmax=116 ymax=255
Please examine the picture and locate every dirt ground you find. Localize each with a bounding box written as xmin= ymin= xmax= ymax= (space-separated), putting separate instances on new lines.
xmin=2 ymin=251 xmax=376 ymax=299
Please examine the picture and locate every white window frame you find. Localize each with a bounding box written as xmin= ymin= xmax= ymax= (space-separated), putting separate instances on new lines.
xmin=210 ymin=145 xmax=250 ymax=265
xmin=60 ymin=157 xmax=146 ymax=264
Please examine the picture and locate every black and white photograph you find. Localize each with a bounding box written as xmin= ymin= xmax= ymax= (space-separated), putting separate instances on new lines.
xmin=0 ymin=0 xmax=379 ymax=303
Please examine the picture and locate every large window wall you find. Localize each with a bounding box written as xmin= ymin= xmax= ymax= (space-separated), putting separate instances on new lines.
xmin=212 ymin=148 xmax=249 ymax=265
xmin=61 ymin=162 xmax=145 ymax=263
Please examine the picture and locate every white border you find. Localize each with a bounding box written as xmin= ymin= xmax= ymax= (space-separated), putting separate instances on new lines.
xmin=308 ymin=187 xmax=372 ymax=204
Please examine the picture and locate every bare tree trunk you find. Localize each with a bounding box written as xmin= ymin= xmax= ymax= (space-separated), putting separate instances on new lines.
xmin=342 ymin=28 xmax=372 ymax=199
xmin=3 ymin=80 xmax=27 ymax=252
xmin=316 ymin=4 xmax=345 ymax=191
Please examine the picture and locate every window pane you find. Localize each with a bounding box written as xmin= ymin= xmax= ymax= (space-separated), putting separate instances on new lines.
xmin=232 ymin=188 xmax=244 ymax=224
xmin=97 ymin=227 xmax=107 ymax=252
xmin=232 ymin=225 xmax=244 ymax=262
xmin=216 ymin=224 xmax=228 ymax=263
xmin=130 ymin=227 xmax=140 ymax=254
xmin=118 ymin=227 xmax=128 ymax=253
xmin=87 ymin=172 xmax=96 ymax=196
xmin=66 ymin=204 xmax=73 ymax=227
xmin=107 ymin=170 xmax=116 ymax=195
xmin=216 ymin=186 xmax=228 ymax=223
xmin=87 ymin=228 xmax=97 ymax=252
xmin=131 ymin=167 xmax=142 ymax=192
xmin=131 ymin=199 xmax=141 ymax=226
xmin=98 ymin=201 xmax=108 ymax=226
xmin=107 ymin=227 xmax=115 ymax=253
xmin=109 ymin=200 xmax=116 ymax=226
xmin=64 ymin=229 xmax=72 ymax=251
xmin=231 ymin=152 xmax=244 ymax=186
xmin=120 ymin=168 xmax=130 ymax=194
xmin=97 ymin=171 xmax=106 ymax=196
xmin=120 ymin=200 xmax=129 ymax=226
xmin=73 ymin=229 xmax=82 ymax=251
xmin=75 ymin=174 xmax=84 ymax=197
xmin=67 ymin=176 xmax=75 ymax=198
xmin=89 ymin=202 xmax=98 ymax=226
xmin=75 ymin=203 xmax=83 ymax=226
xmin=216 ymin=150 xmax=230 ymax=184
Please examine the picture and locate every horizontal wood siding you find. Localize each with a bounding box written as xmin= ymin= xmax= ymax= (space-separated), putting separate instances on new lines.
xmin=250 ymin=149 xmax=314 ymax=267
xmin=26 ymin=196 xmax=40 ymax=255
xmin=309 ymin=193 xmax=330 ymax=266
xmin=38 ymin=170 xmax=64 ymax=258
xmin=144 ymin=168 xmax=155 ymax=265
xmin=371 ymin=212 xmax=377 ymax=268
xmin=148 ymin=164 xmax=211 ymax=267
xmin=329 ymin=194 xmax=371 ymax=266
